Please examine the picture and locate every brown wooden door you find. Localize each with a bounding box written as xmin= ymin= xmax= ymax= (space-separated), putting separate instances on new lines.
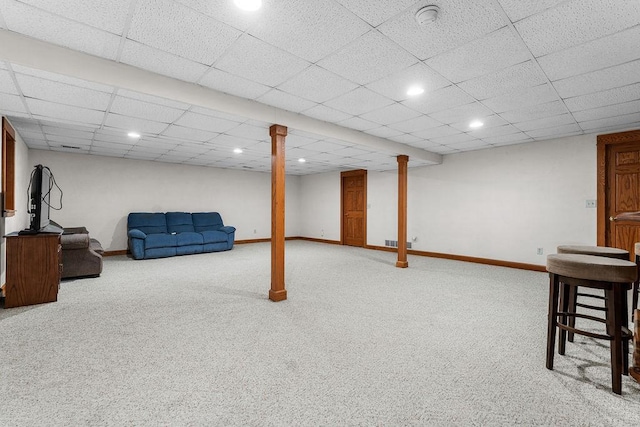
xmin=598 ymin=130 xmax=640 ymax=259
xmin=341 ymin=170 xmax=366 ymax=247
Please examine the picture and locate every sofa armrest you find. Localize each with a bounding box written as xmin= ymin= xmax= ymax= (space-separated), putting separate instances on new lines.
xmin=219 ymin=226 xmax=236 ymax=234
xmin=128 ymin=229 xmax=147 ymax=239
xmin=61 ymin=233 xmax=90 ymax=250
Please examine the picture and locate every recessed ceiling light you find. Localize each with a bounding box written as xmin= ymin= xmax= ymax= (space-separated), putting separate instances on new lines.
xmin=127 ymin=131 xmax=141 ymax=138
xmin=469 ymin=120 xmax=484 ymax=129
xmin=233 ymin=148 xmax=243 ymax=154
xmin=406 ymin=86 xmax=425 ymax=97
xmin=234 ymin=0 xmax=262 ymax=11
xmin=298 ymin=158 xmax=306 ymax=163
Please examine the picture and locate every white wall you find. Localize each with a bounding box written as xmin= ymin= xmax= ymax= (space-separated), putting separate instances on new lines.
xmin=28 ymin=150 xmax=301 ymax=251
xmin=1 ymin=123 xmax=31 ymax=284
xmin=298 ymin=171 xmax=341 ymax=241
xmin=300 ymin=134 xmax=598 ymax=265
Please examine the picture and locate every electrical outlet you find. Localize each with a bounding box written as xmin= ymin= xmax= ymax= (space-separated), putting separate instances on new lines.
xmin=585 ymin=199 xmax=597 ymax=208
xmin=537 ymin=248 xmax=543 ymax=255
xmin=253 ymin=229 xmax=256 ymax=234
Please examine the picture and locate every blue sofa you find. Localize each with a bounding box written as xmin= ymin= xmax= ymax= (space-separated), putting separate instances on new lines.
xmin=127 ymin=212 xmax=236 ymax=260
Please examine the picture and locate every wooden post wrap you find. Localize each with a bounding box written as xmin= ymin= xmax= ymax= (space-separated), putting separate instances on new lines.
xmin=269 ymin=124 xmax=287 ymax=302
xmin=396 ymin=155 xmax=409 ymax=268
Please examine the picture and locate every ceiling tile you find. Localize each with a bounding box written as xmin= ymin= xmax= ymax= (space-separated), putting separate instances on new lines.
xmin=431 ymin=133 xmax=476 ymax=146
xmin=214 ymin=34 xmax=311 ymax=87
xmin=0 ymin=69 xmax=18 ymax=95
xmin=526 ymin=123 xmax=582 ymax=138
xmin=457 ymin=60 xmax=546 ymax=100
xmin=515 ymin=114 xmax=577 ymax=132
xmin=17 ymin=0 xmax=132 ymax=34
xmin=553 ymin=59 xmax=640 ymax=99
xmin=129 ymin=0 xmax=241 ymax=65
xmin=564 ymin=83 xmax=640 ymax=112
xmin=257 ymin=89 xmax=317 ymax=113
xmin=10 ymin=64 xmax=114 ymax=92
xmin=0 ymin=0 xmax=120 ymax=60
xmin=277 ymin=66 xmax=358 ymax=104
xmin=482 ymin=132 xmax=533 ymax=146
xmin=359 ymin=103 xmax=422 ymax=126
xmin=41 ymin=125 xmax=94 ymax=140
xmin=515 ymin=0 xmax=640 ymax=57
xmin=224 ymin=123 xmax=270 ymax=141
xmin=301 ymin=105 xmax=352 ymax=123
xmin=337 ymin=116 xmax=379 ymax=131
xmin=389 ymin=133 xmax=422 ymax=145
xmin=579 ymin=113 xmax=640 ymax=132
xmin=572 ymin=100 xmax=640 ymax=123
xmin=449 ymin=115 xmax=509 ymax=133
xmin=120 ymin=40 xmax=210 ymax=83
xmin=497 ymin=0 xmax=566 ymax=22
xmin=0 ymin=93 xmax=27 ymax=114
xmin=173 ymin=111 xmax=240 ymax=133
xmin=426 ymin=27 xmax=531 ymax=83
xmin=16 ymin=74 xmax=110 ymax=110
xmin=335 ymin=0 xmax=416 ymax=27
xmin=199 ymin=67 xmax=271 ymax=100
xmin=365 ymin=63 xmax=450 ymax=102
xmin=365 ymin=126 xmax=405 ymax=139
xmin=317 ymin=30 xmax=419 ymax=85
xmin=248 ymin=0 xmax=370 ymax=62
xmin=499 ymin=100 xmax=568 ymax=123
xmin=429 ymin=102 xmax=494 ymax=125
xmin=378 ymin=0 xmax=505 ymax=60
xmin=103 ymin=113 xmax=169 ymax=134
xmin=174 ymin=0 xmax=262 ymax=32
xmin=402 ymin=85 xmax=475 ymax=115
xmin=26 ymin=99 xmax=105 ymax=125
xmin=160 ymin=124 xmax=217 ymax=143
xmin=411 ymin=125 xmax=462 ymax=140
xmin=323 ymin=87 xmax=394 ymax=116
xmin=537 ymin=25 xmax=640 ymax=81
xmin=445 ymin=139 xmax=491 ymax=151
xmin=482 ymin=83 xmax=558 ymax=113
xmin=109 ymin=95 xmax=186 ymax=123
xmin=388 ymin=115 xmax=443 ymax=134
xmin=299 ymin=140 xmax=348 ymax=153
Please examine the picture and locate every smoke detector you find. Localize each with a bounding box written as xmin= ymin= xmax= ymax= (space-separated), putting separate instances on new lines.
xmin=415 ymin=5 xmax=440 ymax=25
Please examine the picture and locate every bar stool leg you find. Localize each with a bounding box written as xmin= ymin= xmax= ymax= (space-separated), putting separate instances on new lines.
xmin=606 ymin=286 xmax=623 ymax=395
xmin=559 ymin=281 xmax=570 ymax=355
xmin=546 ymin=273 xmax=560 ymax=370
xmin=568 ymin=285 xmax=577 ymax=342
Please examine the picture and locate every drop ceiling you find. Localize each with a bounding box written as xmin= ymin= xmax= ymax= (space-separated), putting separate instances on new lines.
xmin=0 ymin=0 xmax=639 ymax=175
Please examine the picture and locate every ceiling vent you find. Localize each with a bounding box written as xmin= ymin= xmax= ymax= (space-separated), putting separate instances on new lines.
xmin=415 ymin=5 xmax=440 ymax=26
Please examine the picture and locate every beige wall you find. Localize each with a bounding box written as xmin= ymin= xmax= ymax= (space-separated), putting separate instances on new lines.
xmin=28 ymin=150 xmax=301 ymax=251
xmin=300 ymin=134 xmax=598 ymax=265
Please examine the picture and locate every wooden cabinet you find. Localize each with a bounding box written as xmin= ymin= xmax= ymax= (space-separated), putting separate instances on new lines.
xmin=4 ymin=232 xmax=61 ymax=308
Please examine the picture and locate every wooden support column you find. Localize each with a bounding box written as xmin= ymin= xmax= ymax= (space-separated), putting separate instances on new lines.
xmin=269 ymin=124 xmax=287 ymax=301
xmin=396 ymin=155 xmax=409 ymax=268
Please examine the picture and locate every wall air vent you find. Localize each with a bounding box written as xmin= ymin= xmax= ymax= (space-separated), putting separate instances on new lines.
xmin=385 ymin=240 xmax=412 ymax=249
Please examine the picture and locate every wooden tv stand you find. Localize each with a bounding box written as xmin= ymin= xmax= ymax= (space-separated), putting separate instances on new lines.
xmin=4 ymin=232 xmax=61 ymax=308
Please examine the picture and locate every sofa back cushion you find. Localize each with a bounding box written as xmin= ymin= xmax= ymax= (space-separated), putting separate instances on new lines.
xmin=128 ymin=213 xmax=168 ymax=235
xmin=166 ymin=212 xmax=195 ymax=233
xmin=192 ymin=212 xmax=224 ymax=232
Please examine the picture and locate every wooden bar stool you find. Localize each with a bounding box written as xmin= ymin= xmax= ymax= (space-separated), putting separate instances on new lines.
xmin=557 ymin=246 xmax=629 ymax=344
xmin=546 ymin=253 xmax=636 ymax=395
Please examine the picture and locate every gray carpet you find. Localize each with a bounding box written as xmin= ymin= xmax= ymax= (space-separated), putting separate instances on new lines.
xmin=1 ymin=241 xmax=639 ymax=426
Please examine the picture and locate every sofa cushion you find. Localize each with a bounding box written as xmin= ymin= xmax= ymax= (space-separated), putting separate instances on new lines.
xmin=192 ymin=212 xmax=224 ymax=232
xmin=145 ymin=233 xmax=177 ymax=249
xmin=200 ymin=230 xmax=229 ymax=244
xmin=176 ymin=245 xmax=204 ymax=256
xmin=176 ymin=232 xmax=204 ymax=246
xmin=166 ymin=212 xmax=195 ymax=233
xmin=128 ymin=213 xmax=168 ymax=235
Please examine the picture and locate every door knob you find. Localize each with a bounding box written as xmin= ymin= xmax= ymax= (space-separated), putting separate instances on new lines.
xmin=609 ymin=216 xmax=616 ymax=221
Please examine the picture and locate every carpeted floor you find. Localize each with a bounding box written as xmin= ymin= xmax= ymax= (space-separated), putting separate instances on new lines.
xmin=1 ymin=241 xmax=639 ymax=426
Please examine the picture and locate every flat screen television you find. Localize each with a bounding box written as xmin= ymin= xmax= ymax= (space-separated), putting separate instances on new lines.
xmin=28 ymin=164 xmax=62 ymax=233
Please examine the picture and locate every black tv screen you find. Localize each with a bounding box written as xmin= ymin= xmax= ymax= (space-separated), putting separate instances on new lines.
xmin=29 ymin=164 xmax=52 ymax=232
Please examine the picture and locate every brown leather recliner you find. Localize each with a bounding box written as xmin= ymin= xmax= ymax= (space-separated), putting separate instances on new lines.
xmin=60 ymin=227 xmax=104 ymax=279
